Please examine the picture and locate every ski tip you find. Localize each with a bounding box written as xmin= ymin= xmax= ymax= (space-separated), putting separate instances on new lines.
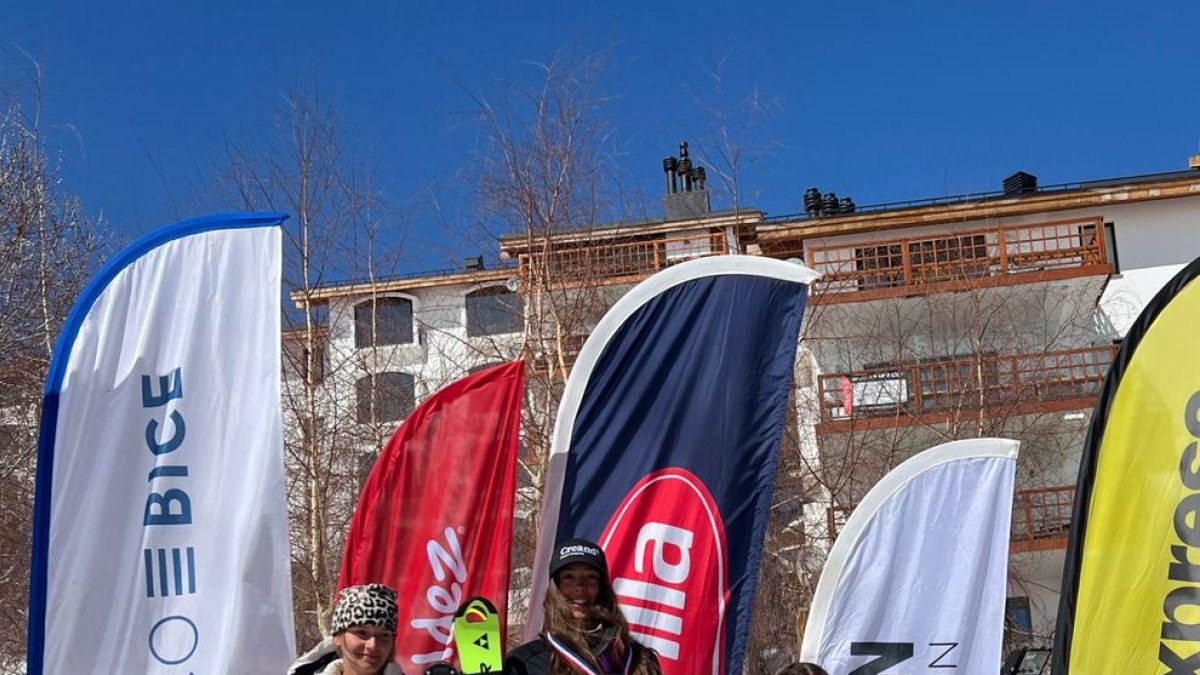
xmin=454 ymin=595 xmax=499 ymax=620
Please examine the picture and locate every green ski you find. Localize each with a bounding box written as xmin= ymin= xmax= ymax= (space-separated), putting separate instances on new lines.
xmin=452 ymin=596 xmax=504 ymax=674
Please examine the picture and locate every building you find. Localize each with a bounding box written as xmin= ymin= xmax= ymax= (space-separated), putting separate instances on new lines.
xmin=280 ymin=262 xmax=526 ymax=643
xmin=759 ymin=163 xmax=1200 ymax=643
xmin=292 ymin=149 xmax=1200 ymax=650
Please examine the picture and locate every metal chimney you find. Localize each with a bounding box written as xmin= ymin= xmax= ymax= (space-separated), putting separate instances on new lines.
xmin=663 ymin=156 xmax=679 ymax=194
xmin=1003 ymin=171 xmax=1038 ymax=195
xmin=804 ymin=187 xmax=822 ymax=217
xmin=663 ymin=141 xmax=710 ymax=220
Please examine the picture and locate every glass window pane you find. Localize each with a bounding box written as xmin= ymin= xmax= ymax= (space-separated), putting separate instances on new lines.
xmin=355 ymin=372 xmax=415 ymax=423
xmin=355 ymin=297 xmax=413 ymax=348
xmin=466 ymin=287 xmax=523 ymax=337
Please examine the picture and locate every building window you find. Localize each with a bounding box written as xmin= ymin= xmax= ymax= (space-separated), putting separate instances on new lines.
xmin=854 ymin=234 xmax=992 ymax=290
xmin=1104 ymin=221 xmax=1120 ymax=273
xmin=356 ymin=372 xmax=415 ymax=423
xmin=1004 ymin=596 xmax=1033 ymax=642
xmin=355 ymin=297 xmax=413 ymax=348
xmin=0 ymin=424 xmax=20 ymax=452
xmin=357 ymin=450 xmax=378 ymax=491
xmin=1080 ymin=221 xmax=1120 ymax=272
xmin=466 ymin=286 xmax=523 ymax=337
xmin=854 ymin=243 xmax=904 ymax=290
xmin=468 ymin=361 xmax=506 ymax=376
xmin=908 ymin=234 xmax=989 ymax=282
xmin=283 ymin=341 xmax=326 ymax=384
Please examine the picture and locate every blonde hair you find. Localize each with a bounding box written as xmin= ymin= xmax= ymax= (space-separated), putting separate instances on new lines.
xmin=333 ymin=629 xmax=396 ymax=674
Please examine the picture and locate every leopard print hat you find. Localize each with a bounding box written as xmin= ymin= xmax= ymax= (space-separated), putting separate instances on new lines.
xmin=331 ymin=583 xmax=398 ymax=635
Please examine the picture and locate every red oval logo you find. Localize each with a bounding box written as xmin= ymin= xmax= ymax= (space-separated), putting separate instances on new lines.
xmin=599 ymin=468 xmax=729 ymax=675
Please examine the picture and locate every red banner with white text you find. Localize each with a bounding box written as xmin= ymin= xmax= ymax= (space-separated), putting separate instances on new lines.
xmin=338 ymin=361 xmax=524 ymax=672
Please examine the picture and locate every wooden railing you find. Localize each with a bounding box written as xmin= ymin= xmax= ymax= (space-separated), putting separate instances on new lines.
xmin=827 ymin=485 xmax=1074 ymax=549
xmin=806 ymin=218 xmax=1108 ymax=301
xmin=1011 ymin=485 xmax=1074 ymax=549
xmin=817 ymin=344 xmax=1116 ymax=426
xmin=519 ymin=232 xmax=727 ymax=285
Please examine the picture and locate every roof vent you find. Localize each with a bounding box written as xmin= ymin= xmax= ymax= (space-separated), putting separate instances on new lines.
xmin=803 ymin=186 xmax=856 ymax=218
xmin=1189 ymin=154 xmax=1200 ymax=171
xmin=663 ymin=141 xmax=711 ymax=221
xmin=465 ymin=256 xmax=485 ymax=271
xmin=1003 ymin=171 xmax=1038 ymax=195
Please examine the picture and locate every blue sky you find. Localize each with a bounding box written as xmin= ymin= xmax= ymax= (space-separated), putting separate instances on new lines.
xmin=7 ymin=1 xmax=1199 ymax=270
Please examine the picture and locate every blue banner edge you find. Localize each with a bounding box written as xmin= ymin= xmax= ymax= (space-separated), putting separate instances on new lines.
xmin=726 ymin=290 xmax=808 ymax=675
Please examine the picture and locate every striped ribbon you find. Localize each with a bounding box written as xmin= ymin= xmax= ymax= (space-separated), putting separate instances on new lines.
xmin=543 ymin=632 xmax=633 ymax=675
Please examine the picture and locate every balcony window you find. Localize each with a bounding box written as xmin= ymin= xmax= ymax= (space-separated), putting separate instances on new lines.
xmin=908 ymin=234 xmax=990 ymax=282
xmin=354 ymin=297 xmax=413 ymax=348
xmin=855 ymin=235 xmax=991 ymax=291
xmin=854 ymin=243 xmax=903 ymax=290
xmin=466 ymin=286 xmax=523 ymax=337
xmin=356 ymin=371 xmax=415 ymax=423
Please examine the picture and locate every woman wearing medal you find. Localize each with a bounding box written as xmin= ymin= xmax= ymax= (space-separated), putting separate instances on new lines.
xmin=505 ymin=538 xmax=661 ymax=675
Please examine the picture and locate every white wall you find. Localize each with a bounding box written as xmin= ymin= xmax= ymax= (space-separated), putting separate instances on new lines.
xmin=323 ymin=282 xmax=523 ymax=413
xmin=1009 ymin=549 xmax=1065 ymax=644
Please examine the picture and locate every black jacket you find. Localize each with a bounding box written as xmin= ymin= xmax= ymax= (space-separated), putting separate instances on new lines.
xmin=504 ymin=638 xmax=552 ymax=675
xmin=503 ymin=635 xmax=659 ymax=675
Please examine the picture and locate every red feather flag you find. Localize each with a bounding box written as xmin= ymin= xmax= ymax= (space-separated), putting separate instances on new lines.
xmin=338 ymin=361 xmax=524 ymax=672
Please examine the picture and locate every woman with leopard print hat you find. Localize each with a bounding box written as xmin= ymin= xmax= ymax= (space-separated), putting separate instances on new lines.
xmin=288 ymin=583 xmax=405 ymax=675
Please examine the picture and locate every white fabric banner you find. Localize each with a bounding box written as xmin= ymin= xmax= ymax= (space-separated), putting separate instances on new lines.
xmin=28 ymin=214 xmax=295 ymax=674
xmin=800 ymin=438 xmax=1018 ymax=674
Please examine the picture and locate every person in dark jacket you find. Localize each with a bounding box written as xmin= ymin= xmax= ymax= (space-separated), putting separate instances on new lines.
xmin=505 ymin=538 xmax=661 ymax=675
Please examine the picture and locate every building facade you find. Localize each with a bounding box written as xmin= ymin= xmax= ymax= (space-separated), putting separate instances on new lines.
xmin=760 ymin=165 xmax=1200 ymax=643
xmin=293 ymin=155 xmax=1200 ymax=652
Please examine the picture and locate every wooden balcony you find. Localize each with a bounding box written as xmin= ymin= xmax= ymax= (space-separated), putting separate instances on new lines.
xmin=817 ymin=344 xmax=1116 ymax=432
xmin=519 ymin=232 xmax=728 ymax=286
xmin=1011 ymin=485 xmax=1074 ymax=553
xmin=806 ymin=218 xmax=1110 ymax=303
xmin=827 ymin=485 xmax=1074 ymax=552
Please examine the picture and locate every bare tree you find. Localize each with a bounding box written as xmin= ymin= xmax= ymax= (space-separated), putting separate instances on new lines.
xmin=219 ymin=83 xmax=406 ymax=646
xmin=457 ymin=52 xmax=645 ymax=637
xmin=762 ymin=228 xmax=1113 ymax=661
xmin=0 ymin=77 xmax=108 ymax=671
xmin=686 ymin=52 xmax=783 ymax=229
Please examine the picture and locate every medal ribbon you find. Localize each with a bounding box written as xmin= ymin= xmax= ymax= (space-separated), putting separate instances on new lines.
xmin=543 ymin=632 xmax=633 ymax=675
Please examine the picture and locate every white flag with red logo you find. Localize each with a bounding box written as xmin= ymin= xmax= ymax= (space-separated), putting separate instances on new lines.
xmin=338 ymin=361 xmax=524 ymax=672
xmin=800 ymin=438 xmax=1018 ymax=673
